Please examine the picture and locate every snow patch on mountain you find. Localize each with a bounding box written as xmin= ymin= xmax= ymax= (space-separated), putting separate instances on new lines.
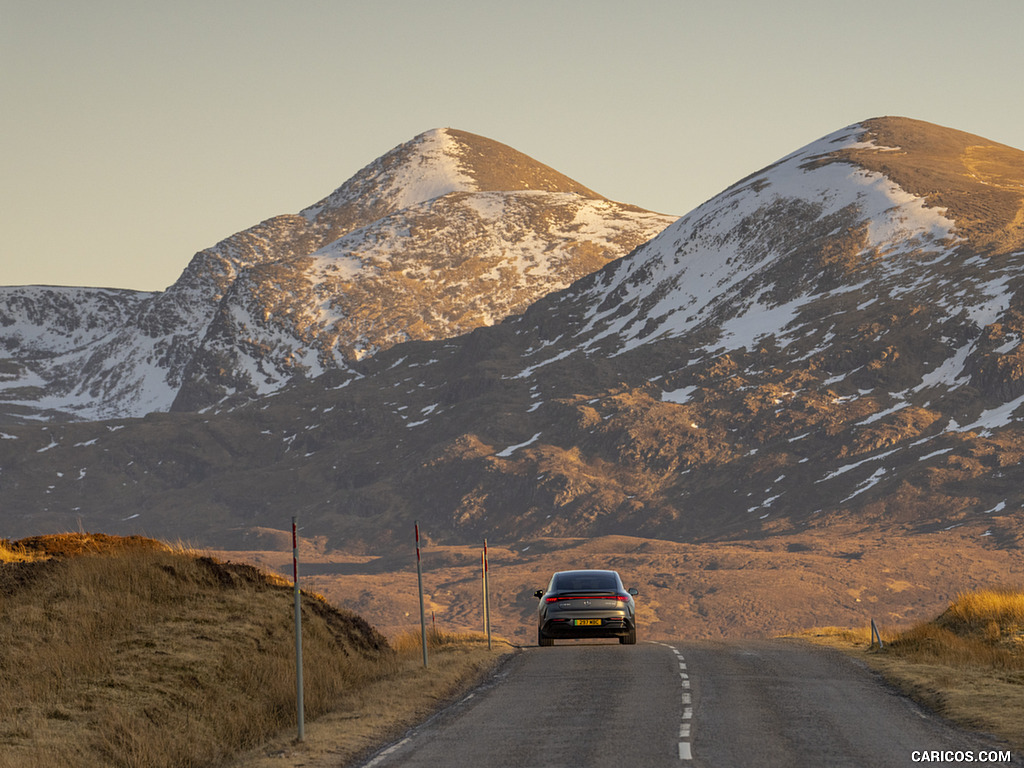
xmin=496 ymin=432 xmax=543 ymax=457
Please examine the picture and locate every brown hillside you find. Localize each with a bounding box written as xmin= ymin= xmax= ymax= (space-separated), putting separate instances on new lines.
xmin=446 ymin=128 xmax=607 ymax=198
xmin=838 ymin=117 xmax=1024 ymax=255
xmin=0 ymin=534 xmax=389 ymax=768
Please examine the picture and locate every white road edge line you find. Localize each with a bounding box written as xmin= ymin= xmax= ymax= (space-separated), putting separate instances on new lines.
xmin=364 ymin=737 xmax=411 ymax=768
xmin=679 ymin=742 xmax=692 ymax=760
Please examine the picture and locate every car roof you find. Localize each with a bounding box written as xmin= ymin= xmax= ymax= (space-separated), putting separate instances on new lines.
xmin=552 ymin=569 xmax=620 ymax=578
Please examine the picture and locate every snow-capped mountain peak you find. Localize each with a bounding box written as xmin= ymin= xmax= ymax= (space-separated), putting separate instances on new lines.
xmin=302 ymin=129 xmax=476 ymax=222
xmin=533 ymin=120 xmax=964 ymax=364
xmin=301 ymin=128 xmax=607 ymax=233
xmin=0 ymin=128 xmax=674 ymax=422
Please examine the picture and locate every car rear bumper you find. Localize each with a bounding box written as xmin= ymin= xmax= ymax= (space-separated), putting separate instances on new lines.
xmin=540 ymin=616 xmax=633 ymax=638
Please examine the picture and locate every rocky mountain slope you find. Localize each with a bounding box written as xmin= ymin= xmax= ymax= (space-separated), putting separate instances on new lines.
xmin=0 ymin=129 xmax=675 ymax=422
xmin=2 ymin=117 xmax=1024 ymax=558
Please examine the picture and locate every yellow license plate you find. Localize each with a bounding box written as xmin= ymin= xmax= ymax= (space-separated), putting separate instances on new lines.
xmin=575 ymin=619 xmax=601 ymax=626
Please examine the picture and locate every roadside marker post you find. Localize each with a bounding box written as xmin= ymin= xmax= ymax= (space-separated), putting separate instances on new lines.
xmin=481 ymin=548 xmax=488 ymax=640
xmin=292 ymin=516 xmax=305 ymax=742
xmin=871 ymin=618 xmax=885 ymax=649
xmin=415 ymin=521 xmax=429 ymax=668
xmin=483 ymin=539 xmax=492 ymax=650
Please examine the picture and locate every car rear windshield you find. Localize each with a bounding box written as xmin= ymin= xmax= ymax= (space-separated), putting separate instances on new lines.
xmin=553 ymin=572 xmax=618 ymax=592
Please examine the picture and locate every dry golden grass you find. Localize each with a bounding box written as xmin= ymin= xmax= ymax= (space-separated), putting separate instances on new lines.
xmin=0 ymin=541 xmax=37 ymax=564
xmin=798 ymin=588 xmax=1024 ymax=752
xmin=934 ymin=589 xmax=1024 ymax=642
xmin=227 ymin=629 xmax=516 ymax=768
xmin=0 ymin=533 xmax=511 ymax=768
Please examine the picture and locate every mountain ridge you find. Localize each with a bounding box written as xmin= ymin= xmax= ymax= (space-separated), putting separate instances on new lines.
xmin=0 ymin=128 xmax=675 ymax=422
xmin=2 ymin=117 xmax=1024 ymax=558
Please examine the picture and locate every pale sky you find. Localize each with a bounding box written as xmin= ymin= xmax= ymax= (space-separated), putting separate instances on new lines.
xmin=3 ymin=0 xmax=1023 ymax=292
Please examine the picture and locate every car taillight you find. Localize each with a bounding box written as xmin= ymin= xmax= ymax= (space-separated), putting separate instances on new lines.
xmin=545 ymin=595 xmax=629 ymax=602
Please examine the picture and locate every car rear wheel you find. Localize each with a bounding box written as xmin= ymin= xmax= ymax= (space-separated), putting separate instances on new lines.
xmin=619 ymin=626 xmax=637 ymax=645
xmin=538 ymin=629 xmax=554 ymax=647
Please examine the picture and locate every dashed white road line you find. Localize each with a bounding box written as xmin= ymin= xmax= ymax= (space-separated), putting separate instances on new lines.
xmin=660 ymin=643 xmax=693 ymax=761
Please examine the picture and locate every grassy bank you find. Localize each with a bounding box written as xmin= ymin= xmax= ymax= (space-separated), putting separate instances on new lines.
xmin=801 ymin=588 xmax=1024 ymax=752
xmin=228 ymin=629 xmax=516 ymax=768
xmin=0 ymin=534 xmax=513 ymax=768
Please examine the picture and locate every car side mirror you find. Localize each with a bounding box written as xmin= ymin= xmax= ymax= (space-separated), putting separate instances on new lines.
xmin=628 ymin=588 xmax=639 ymax=596
xmin=534 ymin=589 xmax=545 ymax=599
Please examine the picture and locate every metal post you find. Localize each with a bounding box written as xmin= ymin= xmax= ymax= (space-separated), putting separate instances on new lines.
xmin=415 ymin=521 xmax=428 ymax=668
xmin=871 ymin=618 xmax=885 ymax=649
xmin=481 ymin=548 xmax=488 ymax=638
xmin=292 ymin=517 xmax=305 ymax=741
xmin=483 ymin=539 xmax=492 ymax=650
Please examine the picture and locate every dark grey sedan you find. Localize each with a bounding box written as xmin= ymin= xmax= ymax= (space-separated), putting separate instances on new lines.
xmin=534 ymin=569 xmax=638 ymax=646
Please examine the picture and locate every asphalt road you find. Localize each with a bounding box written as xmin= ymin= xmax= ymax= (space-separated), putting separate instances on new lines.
xmin=357 ymin=639 xmax=1021 ymax=768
